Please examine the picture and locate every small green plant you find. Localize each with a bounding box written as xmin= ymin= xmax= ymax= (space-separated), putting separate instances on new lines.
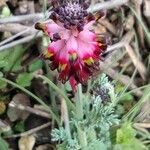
xmin=51 ymin=74 xmax=120 ymax=150
xmin=114 ymin=123 xmax=147 ymax=150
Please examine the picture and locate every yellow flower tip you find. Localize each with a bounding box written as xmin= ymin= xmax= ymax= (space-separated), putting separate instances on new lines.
xmin=43 ymin=50 xmax=54 ymax=59
xmin=58 ymin=63 xmax=67 ymax=72
xmin=69 ymin=52 xmax=78 ymax=61
xmin=83 ymin=57 xmax=94 ymax=66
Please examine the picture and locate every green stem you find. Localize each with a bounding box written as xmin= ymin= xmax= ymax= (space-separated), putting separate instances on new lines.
xmin=45 ymin=63 xmax=58 ymax=116
xmin=119 ymin=84 xmax=150 ymax=99
xmin=75 ymin=84 xmax=87 ymax=148
xmin=76 ymin=84 xmax=83 ymax=120
xmin=77 ymin=126 xmax=87 ymax=149
xmin=62 ymin=99 xmax=71 ymax=139
xmin=37 ymin=75 xmax=75 ymax=111
xmin=0 ymin=77 xmax=60 ymax=124
xmin=116 ymin=68 xmax=137 ymax=102
xmin=123 ymin=85 xmax=150 ymax=121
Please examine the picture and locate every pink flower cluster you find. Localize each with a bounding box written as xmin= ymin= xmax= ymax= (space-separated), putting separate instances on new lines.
xmin=35 ymin=1 xmax=107 ymax=91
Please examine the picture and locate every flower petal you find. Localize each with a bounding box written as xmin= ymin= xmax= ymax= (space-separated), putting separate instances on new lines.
xmin=46 ymin=22 xmax=63 ymax=36
xmin=59 ymin=29 xmax=71 ymax=40
xmin=66 ymin=36 xmax=78 ymax=53
xmin=78 ymin=30 xmax=96 ymax=42
xmin=48 ymin=40 xmax=65 ymax=53
xmin=77 ymin=39 xmax=97 ymax=59
xmin=58 ymin=66 xmax=70 ymax=83
xmin=84 ymin=20 xmax=95 ymax=29
xmin=69 ymin=76 xmax=77 ymax=92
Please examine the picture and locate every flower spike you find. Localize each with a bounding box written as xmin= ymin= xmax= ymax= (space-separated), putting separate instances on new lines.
xmin=35 ymin=0 xmax=107 ymax=91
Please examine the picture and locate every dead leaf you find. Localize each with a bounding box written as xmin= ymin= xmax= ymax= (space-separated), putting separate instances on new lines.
xmin=0 ymin=101 xmax=6 ymax=115
xmin=7 ymin=93 xmax=31 ymax=122
xmin=18 ymin=135 xmax=35 ymax=150
xmin=36 ymin=144 xmax=54 ymax=150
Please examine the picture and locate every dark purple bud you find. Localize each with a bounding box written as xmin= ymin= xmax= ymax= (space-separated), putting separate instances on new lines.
xmin=78 ymin=14 xmax=84 ymax=20
xmin=77 ymin=23 xmax=84 ymax=32
xmin=58 ymin=16 xmax=64 ymax=23
xmin=79 ymin=20 xmax=84 ymax=24
xmin=83 ymin=11 xmax=88 ymax=17
xmin=65 ymin=16 xmax=71 ymax=21
xmin=53 ymin=7 xmax=59 ymax=13
xmin=70 ymin=20 xmax=77 ymax=26
xmin=82 ymin=2 xmax=90 ymax=10
xmin=64 ymin=22 xmax=71 ymax=29
xmin=53 ymin=33 xmax=61 ymax=41
xmin=49 ymin=12 xmax=57 ymax=20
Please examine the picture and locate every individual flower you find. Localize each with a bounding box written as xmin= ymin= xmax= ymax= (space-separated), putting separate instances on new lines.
xmin=35 ymin=0 xmax=107 ymax=91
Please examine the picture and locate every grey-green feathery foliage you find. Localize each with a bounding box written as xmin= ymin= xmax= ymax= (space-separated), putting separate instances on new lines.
xmin=51 ymin=74 xmax=120 ymax=150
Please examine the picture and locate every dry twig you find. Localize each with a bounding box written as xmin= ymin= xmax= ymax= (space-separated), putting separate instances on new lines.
xmin=9 ymin=102 xmax=50 ymax=119
xmin=0 ymin=13 xmax=43 ymax=24
xmin=88 ymin=0 xmax=129 ymax=12
xmin=125 ymin=44 xmax=147 ymax=81
xmin=5 ymin=122 xmax=51 ymax=138
xmin=134 ymin=0 xmax=145 ymax=47
xmin=0 ymin=32 xmax=42 ymax=51
xmin=134 ymin=123 xmax=150 ymax=129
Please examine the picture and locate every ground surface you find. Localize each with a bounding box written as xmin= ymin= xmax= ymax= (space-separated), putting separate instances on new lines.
xmin=0 ymin=0 xmax=150 ymax=150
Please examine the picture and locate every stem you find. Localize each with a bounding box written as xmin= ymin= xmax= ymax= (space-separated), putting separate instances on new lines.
xmin=123 ymin=85 xmax=150 ymax=121
xmin=61 ymin=98 xmax=71 ymax=139
xmin=45 ymin=63 xmax=58 ymax=116
xmin=0 ymin=77 xmax=60 ymax=124
xmin=76 ymin=84 xmax=83 ymax=120
xmin=119 ymin=84 xmax=150 ymax=98
xmin=75 ymin=84 xmax=87 ymax=148
xmin=77 ymin=126 xmax=87 ymax=149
